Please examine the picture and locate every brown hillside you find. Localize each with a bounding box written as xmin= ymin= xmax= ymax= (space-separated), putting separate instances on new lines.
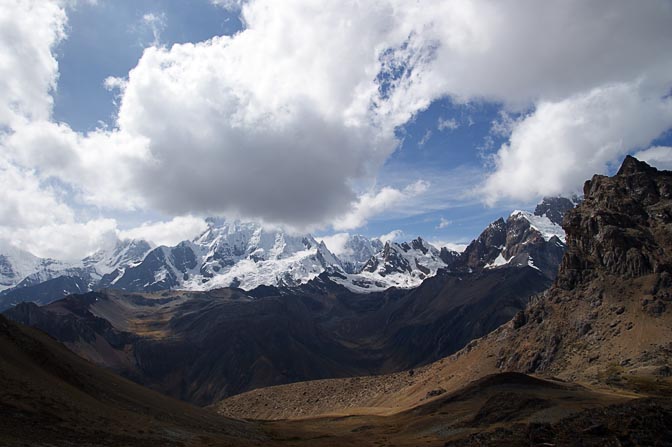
xmin=217 ymin=156 xmax=672 ymax=421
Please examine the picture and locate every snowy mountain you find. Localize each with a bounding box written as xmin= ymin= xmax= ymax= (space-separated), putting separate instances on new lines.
xmin=83 ymin=239 xmax=153 ymax=277
xmin=330 ymin=234 xmax=384 ymax=274
xmin=0 ymin=196 xmax=577 ymax=305
xmin=451 ymin=197 xmax=573 ymax=279
xmin=533 ymin=195 xmax=581 ymax=226
xmin=329 ymin=237 xmax=453 ymax=292
xmin=0 ymin=238 xmax=152 ymax=310
xmin=106 ymin=219 xmax=342 ymax=292
xmin=105 ymin=222 xmax=453 ymax=293
xmin=0 ymin=242 xmax=75 ymax=292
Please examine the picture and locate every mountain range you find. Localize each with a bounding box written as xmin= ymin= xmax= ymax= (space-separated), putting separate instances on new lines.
xmin=1 ymin=156 xmax=671 ymax=446
xmin=2 ymin=196 xmax=575 ymax=405
xmin=0 ymin=197 xmax=572 ymax=310
xmin=215 ymin=157 xmax=672 ymax=433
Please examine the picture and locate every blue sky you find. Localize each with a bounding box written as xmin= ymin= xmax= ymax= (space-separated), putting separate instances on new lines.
xmin=52 ymin=0 xmax=520 ymax=247
xmin=1 ymin=0 xmax=671 ymax=259
xmin=54 ymin=1 xmax=241 ymax=132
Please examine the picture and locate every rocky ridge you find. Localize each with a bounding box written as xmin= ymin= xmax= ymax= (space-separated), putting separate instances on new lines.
xmin=215 ymin=156 xmax=672 ymax=420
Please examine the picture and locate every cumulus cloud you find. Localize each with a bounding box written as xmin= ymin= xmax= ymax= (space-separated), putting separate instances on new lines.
xmin=11 ymin=219 xmax=118 ymax=261
xmin=483 ymin=83 xmax=672 ymax=204
xmin=318 ymin=233 xmax=352 ymax=257
xmin=69 ymin=0 xmax=672 ymax=218
xmin=0 ymin=159 xmax=73 ymax=231
xmin=378 ymin=229 xmax=404 ymax=243
xmin=332 ymin=181 xmax=429 ymax=231
xmin=634 ymin=146 xmax=672 ymax=171
xmin=119 ymin=216 xmax=208 ymax=247
xmin=5 ymin=120 xmax=150 ymax=210
xmin=0 ymin=155 xmax=119 ymax=260
xmin=3 ymin=0 xmax=672 ymax=260
xmin=0 ymin=0 xmax=66 ymax=126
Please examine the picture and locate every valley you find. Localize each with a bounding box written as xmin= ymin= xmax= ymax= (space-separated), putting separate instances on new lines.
xmin=1 ymin=157 xmax=671 ymax=446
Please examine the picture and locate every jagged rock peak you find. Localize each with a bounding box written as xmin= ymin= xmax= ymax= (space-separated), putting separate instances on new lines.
xmin=558 ymin=156 xmax=672 ymax=289
xmin=534 ymin=196 xmax=580 ymax=226
xmin=616 ymin=154 xmax=659 ymax=176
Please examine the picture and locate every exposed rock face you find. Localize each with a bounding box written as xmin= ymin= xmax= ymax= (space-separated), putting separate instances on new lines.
xmin=559 ymin=156 xmax=672 ymax=289
xmin=439 ymin=246 xmax=461 ymax=266
xmin=450 ymin=200 xmax=571 ymax=280
xmin=453 ymin=218 xmax=507 ymax=271
xmin=496 ymin=156 xmax=672 ymax=377
xmin=211 ymin=158 xmax=672 ymax=424
xmin=534 ymin=196 xmax=579 ymax=226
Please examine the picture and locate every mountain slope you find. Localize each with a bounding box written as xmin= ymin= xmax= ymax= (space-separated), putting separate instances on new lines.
xmin=5 ymin=308 xmax=669 ymax=447
xmin=5 ymin=263 xmax=549 ymax=405
xmin=214 ymin=156 xmax=672 ymax=421
xmin=0 ymin=314 xmax=270 ymax=447
xmin=329 ymin=234 xmax=385 ymax=273
xmin=0 ymin=197 xmax=568 ymax=303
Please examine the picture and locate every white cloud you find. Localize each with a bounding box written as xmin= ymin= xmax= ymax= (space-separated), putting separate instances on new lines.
xmin=489 ymin=111 xmax=518 ymax=137
xmin=418 ymin=129 xmax=432 ymax=147
xmin=0 ymin=158 xmax=74 ymax=231
xmin=119 ymin=216 xmax=208 ymax=247
xmin=483 ymin=83 xmax=672 ymax=204
xmin=430 ymin=240 xmax=468 ymax=253
xmin=210 ymin=0 xmax=245 ymax=10
xmin=5 ymin=120 xmax=150 ymax=210
xmin=0 ymin=0 xmax=66 ymax=126
xmin=141 ymin=12 xmax=166 ymax=47
xmin=378 ymin=229 xmax=404 ymax=243
xmin=103 ymin=76 xmax=127 ymax=92
xmin=2 ymin=0 xmax=672 ymax=262
xmin=0 ymin=155 xmax=119 ymax=260
xmin=333 ymin=181 xmax=429 ymax=231
xmin=11 ymin=219 xmax=118 ymax=261
xmin=74 ymin=0 xmax=672 ymax=220
xmin=318 ymin=233 xmax=352 ymax=257
xmin=437 ymin=117 xmax=459 ymax=131
xmin=436 ymin=217 xmax=452 ymax=229
xmin=633 ymin=146 xmax=672 ymax=171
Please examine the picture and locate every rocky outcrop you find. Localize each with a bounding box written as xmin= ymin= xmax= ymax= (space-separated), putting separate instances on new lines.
xmin=495 ymin=156 xmax=672 ymax=377
xmin=211 ymin=157 xmax=672 ymax=425
xmin=559 ymin=156 xmax=672 ymax=289
xmin=452 ymin=218 xmax=507 ymax=271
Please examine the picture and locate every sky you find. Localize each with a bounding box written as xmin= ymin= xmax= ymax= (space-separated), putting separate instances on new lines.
xmin=1 ymin=0 xmax=672 ymax=260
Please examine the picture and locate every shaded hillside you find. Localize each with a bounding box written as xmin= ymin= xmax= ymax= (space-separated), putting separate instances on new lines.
xmin=5 ymin=312 xmax=667 ymax=447
xmin=215 ymin=156 xmax=672 ymax=421
xmin=5 ymin=264 xmax=548 ymax=405
xmin=0 ymin=275 xmax=89 ymax=310
xmin=0 ymin=314 xmax=268 ymax=447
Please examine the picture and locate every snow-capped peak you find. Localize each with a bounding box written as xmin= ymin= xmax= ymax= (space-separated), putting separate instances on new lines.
xmin=509 ymin=210 xmax=566 ymax=242
xmin=82 ymin=238 xmax=153 ymax=276
xmin=321 ymin=234 xmax=384 ymax=274
xmin=330 ymin=237 xmax=448 ymax=293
